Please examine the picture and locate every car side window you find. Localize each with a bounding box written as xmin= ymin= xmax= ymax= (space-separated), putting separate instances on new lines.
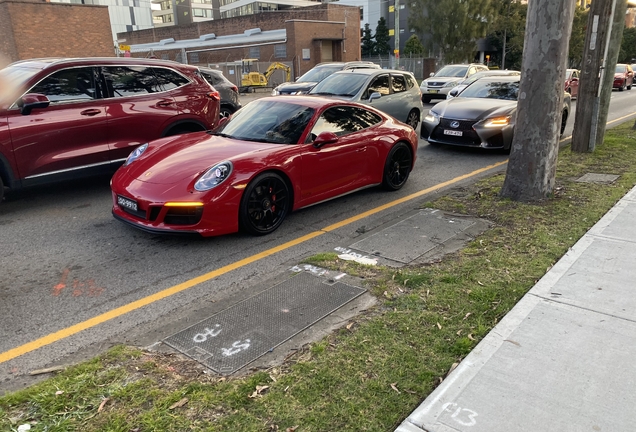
xmin=308 ymin=106 xmax=382 ymax=140
xmin=101 ymin=66 xmax=158 ymax=98
xmin=364 ymin=74 xmax=390 ymax=99
xmin=391 ymin=74 xmax=407 ymax=93
xmin=28 ymin=67 xmax=99 ymax=103
xmin=152 ymin=67 xmax=190 ymax=91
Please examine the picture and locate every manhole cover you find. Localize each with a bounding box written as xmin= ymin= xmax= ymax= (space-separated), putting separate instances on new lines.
xmin=164 ymin=272 xmax=365 ymax=374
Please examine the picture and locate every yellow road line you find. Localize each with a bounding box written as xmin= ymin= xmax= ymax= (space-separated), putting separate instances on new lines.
xmin=0 ymin=160 xmax=506 ymax=364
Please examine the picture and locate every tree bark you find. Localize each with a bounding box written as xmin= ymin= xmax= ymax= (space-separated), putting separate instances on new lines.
xmin=500 ymin=0 xmax=575 ymax=202
xmin=571 ymin=0 xmax=614 ymax=152
xmin=597 ymin=0 xmax=627 ymax=147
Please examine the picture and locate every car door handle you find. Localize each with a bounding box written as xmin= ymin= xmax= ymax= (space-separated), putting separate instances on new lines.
xmin=80 ymin=109 xmax=101 ymax=116
xmin=156 ymin=100 xmax=173 ymax=107
xmin=356 ymin=146 xmax=367 ymax=152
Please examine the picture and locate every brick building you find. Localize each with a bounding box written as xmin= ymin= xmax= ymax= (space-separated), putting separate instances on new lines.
xmin=0 ymin=0 xmax=114 ymax=63
xmin=117 ymin=4 xmax=362 ymax=80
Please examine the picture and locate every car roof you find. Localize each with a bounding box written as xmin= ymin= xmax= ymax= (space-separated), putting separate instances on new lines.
xmin=475 ymin=75 xmax=520 ymax=83
xmin=331 ymin=68 xmax=414 ymax=76
xmin=7 ymin=57 xmax=191 ymax=71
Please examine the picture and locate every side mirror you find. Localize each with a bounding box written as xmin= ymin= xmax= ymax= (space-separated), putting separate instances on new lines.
xmin=313 ymin=131 xmax=338 ymax=148
xmin=449 ymin=89 xmax=458 ymax=97
xmin=18 ymin=93 xmax=50 ymax=115
xmin=429 ymin=72 xmax=435 ymax=77
xmin=369 ymin=92 xmax=381 ymax=102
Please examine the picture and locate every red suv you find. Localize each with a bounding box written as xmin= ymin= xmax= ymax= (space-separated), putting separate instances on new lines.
xmin=613 ymin=63 xmax=633 ymax=91
xmin=0 ymin=57 xmax=220 ymax=201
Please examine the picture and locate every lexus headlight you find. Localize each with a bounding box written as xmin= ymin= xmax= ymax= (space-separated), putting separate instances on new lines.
xmin=444 ymin=81 xmax=458 ymax=88
xmin=483 ymin=116 xmax=511 ymax=127
xmin=194 ymin=161 xmax=233 ymax=191
xmin=424 ymin=111 xmax=439 ymax=122
xmin=124 ymin=143 xmax=148 ymax=166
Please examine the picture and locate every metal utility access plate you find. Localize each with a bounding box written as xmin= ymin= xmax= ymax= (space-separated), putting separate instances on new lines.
xmin=164 ymin=272 xmax=365 ymax=375
xmin=349 ymin=209 xmax=481 ymax=264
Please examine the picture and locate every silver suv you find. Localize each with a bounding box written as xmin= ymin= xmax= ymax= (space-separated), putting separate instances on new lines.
xmin=272 ymin=61 xmax=380 ymax=95
xmin=420 ymin=63 xmax=489 ymax=103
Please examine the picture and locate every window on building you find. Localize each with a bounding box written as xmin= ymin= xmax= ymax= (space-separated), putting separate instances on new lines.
xmin=274 ymin=44 xmax=286 ymax=59
xmin=249 ymin=47 xmax=260 ymax=59
xmin=399 ymin=28 xmax=404 ymax=33
xmin=193 ymin=8 xmax=213 ymax=17
xmin=359 ymin=6 xmax=363 ymax=20
xmin=189 ymin=52 xmax=200 ymax=63
xmin=400 ymin=4 xmax=405 ymax=9
xmin=162 ymin=14 xmax=174 ymax=23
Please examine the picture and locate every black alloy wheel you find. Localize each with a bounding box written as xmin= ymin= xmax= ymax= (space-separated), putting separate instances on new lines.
xmin=620 ymin=81 xmax=626 ymax=91
xmin=406 ymin=110 xmax=420 ymax=130
xmin=220 ymin=105 xmax=235 ymax=119
xmin=382 ymin=142 xmax=412 ymax=191
xmin=239 ymin=172 xmax=290 ymax=235
xmin=0 ymin=176 xmax=4 ymax=203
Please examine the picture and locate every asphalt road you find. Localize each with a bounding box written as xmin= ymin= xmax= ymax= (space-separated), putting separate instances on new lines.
xmin=1 ymin=89 xmax=635 ymax=391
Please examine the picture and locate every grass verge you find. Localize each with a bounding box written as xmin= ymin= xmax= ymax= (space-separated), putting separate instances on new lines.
xmin=3 ymin=123 xmax=636 ymax=431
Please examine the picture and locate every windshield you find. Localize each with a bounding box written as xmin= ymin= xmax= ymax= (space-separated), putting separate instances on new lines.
xmin=0 ymin=64 xmax=40 ymax=105
xmin=214 ymin=100 xmax=314 ymax=144
xmin=616 ymin=65 xmax=627 ymax=73
xmin=297 ymin=65 xmax=343 ymax=83
xmin=309 ymin=73 xmax=368 ymax=97
xmin=458 ymin=80 xmax=519 ymax=100
xmin=434 ymin=65 xmax=469 ymax=78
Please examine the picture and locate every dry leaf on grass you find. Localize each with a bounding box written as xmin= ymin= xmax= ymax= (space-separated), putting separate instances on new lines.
xmin=436 ymin=322 xmax=442 ymax=330
xmin=390 ymin=383 xmax=401 ymax=394
xmin=249 ymin=385 xmax=270 ymax=398
xmin=286 ymin=426 xmax=299 ymax=432
xmin=168 ymin=397 xmax=189 ymax=410
xmin=98 ymin=398 xmax=110 ymax=413
xmin=468 ymin=334 xmax=475 ymax=341
xmin=463 ymin=313 xmax=472 ymax=320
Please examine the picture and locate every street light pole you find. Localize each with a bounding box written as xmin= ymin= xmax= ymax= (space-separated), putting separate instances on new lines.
xmin=394 ymin=0 xmax=399 ymax=68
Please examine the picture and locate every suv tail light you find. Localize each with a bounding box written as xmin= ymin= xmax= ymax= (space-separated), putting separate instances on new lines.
xmin=231 ymin=85 xmax=238 ymax=93
xmin=207 ymin=91 xmax=220 ymax=101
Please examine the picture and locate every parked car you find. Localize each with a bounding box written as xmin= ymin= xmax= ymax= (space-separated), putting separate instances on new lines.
xmin=308 ymin=68 xmax=424 ymax=130
xmin=111 ymin=96 xmax=418 ymax=237
xmin=564 ymin=68 xmax=580 ymax=98
xmin=447 ymin=70 xmax=521 ymax=98
xmin=271 ymin=61 xmax=380 ymax=96
xmin=421 ymin=75 xmax=571 ymax=152
xmin=198 ymin=67 xmax=241 ymax=118
xmin=0 ymin=57 xmax=221 ymax=202
xmin=613 ymin=64 xmax=633 ymax=91
xmin=420 ymin=63 xmax=489 ymax=103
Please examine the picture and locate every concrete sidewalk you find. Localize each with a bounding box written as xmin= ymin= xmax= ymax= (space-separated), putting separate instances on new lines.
xmin=397 ymin=186 xmax=636 ymax=432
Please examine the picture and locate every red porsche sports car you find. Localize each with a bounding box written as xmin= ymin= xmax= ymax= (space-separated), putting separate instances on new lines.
xmin=111 ymin=96 xmax=418 ymax=237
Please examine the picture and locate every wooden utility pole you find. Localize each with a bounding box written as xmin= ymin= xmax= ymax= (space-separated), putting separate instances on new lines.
xmin=571 ymin=0 xmax=615 ymax=152
xmin=500 ymin=0 xmax=575 ymax=202
xmin=596 ymin=0 xmax=627 ymax=146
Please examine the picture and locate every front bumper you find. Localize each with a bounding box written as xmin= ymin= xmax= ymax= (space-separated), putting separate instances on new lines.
xmin=421 ymin=117 xmax=513 ymax=150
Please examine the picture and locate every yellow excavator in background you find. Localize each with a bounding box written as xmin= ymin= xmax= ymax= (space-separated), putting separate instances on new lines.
xmin=240 ymin=59 xmax=291 ymax=92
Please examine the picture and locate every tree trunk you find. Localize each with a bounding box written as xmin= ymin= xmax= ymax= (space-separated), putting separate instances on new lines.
xmin=571 ymin=0 xmax=614 ymax=152
xmin=500 ymin=0 xmax=575 ymax=202
xmin=597 ymin=0 xmax=627 ymax=147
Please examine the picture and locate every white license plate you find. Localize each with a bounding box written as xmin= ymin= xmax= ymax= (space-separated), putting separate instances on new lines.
xmin=117 ymin=195 xmax=138 ymax=212
xmin=443 ymin=130 xmax=463 ymax=136
xmin=429 ymin=90 xmax=439 ymax=94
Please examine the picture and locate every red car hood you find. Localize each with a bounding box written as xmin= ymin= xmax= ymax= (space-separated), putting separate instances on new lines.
xmin=123 ymin=133 xmax=282 ymax=184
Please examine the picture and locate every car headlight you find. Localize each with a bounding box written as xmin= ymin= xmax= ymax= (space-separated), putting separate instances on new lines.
xmin=424 ymin=112 xmax=439 ymax=122
xmin=420 ymin=82 xmax=428 ymax=89
xmin=483 ymin=116 xmax=511 ymax=127
xmin=292 ymin=90 xmax=307 ymax=95
xmin=271 ymin=89 xmax=280 ymax=96
xmin=194 ymin=161 xmax=233 ymax=191
xmin=124 ymin=143 xmax=148 ymax=166
xmin=443 ymin=81 xmax=458 ymax=88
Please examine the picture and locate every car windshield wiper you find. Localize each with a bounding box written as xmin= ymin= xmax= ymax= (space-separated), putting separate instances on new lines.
xmin=312 ymin=92 xmax=337 ymax=96
xmin=209 ymin=132 xmax=234 ymax=138
xmin=235 ymin=136 xmax=282 ymax=144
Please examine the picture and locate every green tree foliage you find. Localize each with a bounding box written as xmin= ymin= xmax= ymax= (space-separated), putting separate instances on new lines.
xmin=484 ymin=0 xmax=526 ymax=70
xmin=361 ymin=23 xmax=375 ymax=57
xmin=375 ymin=17 xmax=392 ymax=56
xmin=568 ymin=7 xmax=588 ymax=68
xmin=403 ymin=34 xmax=425 ymax=56
xmin=619 ymin=27 xmax=636 ymax=64
xmin=408 ymin=0 xmax=494 ymax=63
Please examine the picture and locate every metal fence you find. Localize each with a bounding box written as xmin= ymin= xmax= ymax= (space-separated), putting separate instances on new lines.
xmin=360 ymin=56 xmax=437 ymax=80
